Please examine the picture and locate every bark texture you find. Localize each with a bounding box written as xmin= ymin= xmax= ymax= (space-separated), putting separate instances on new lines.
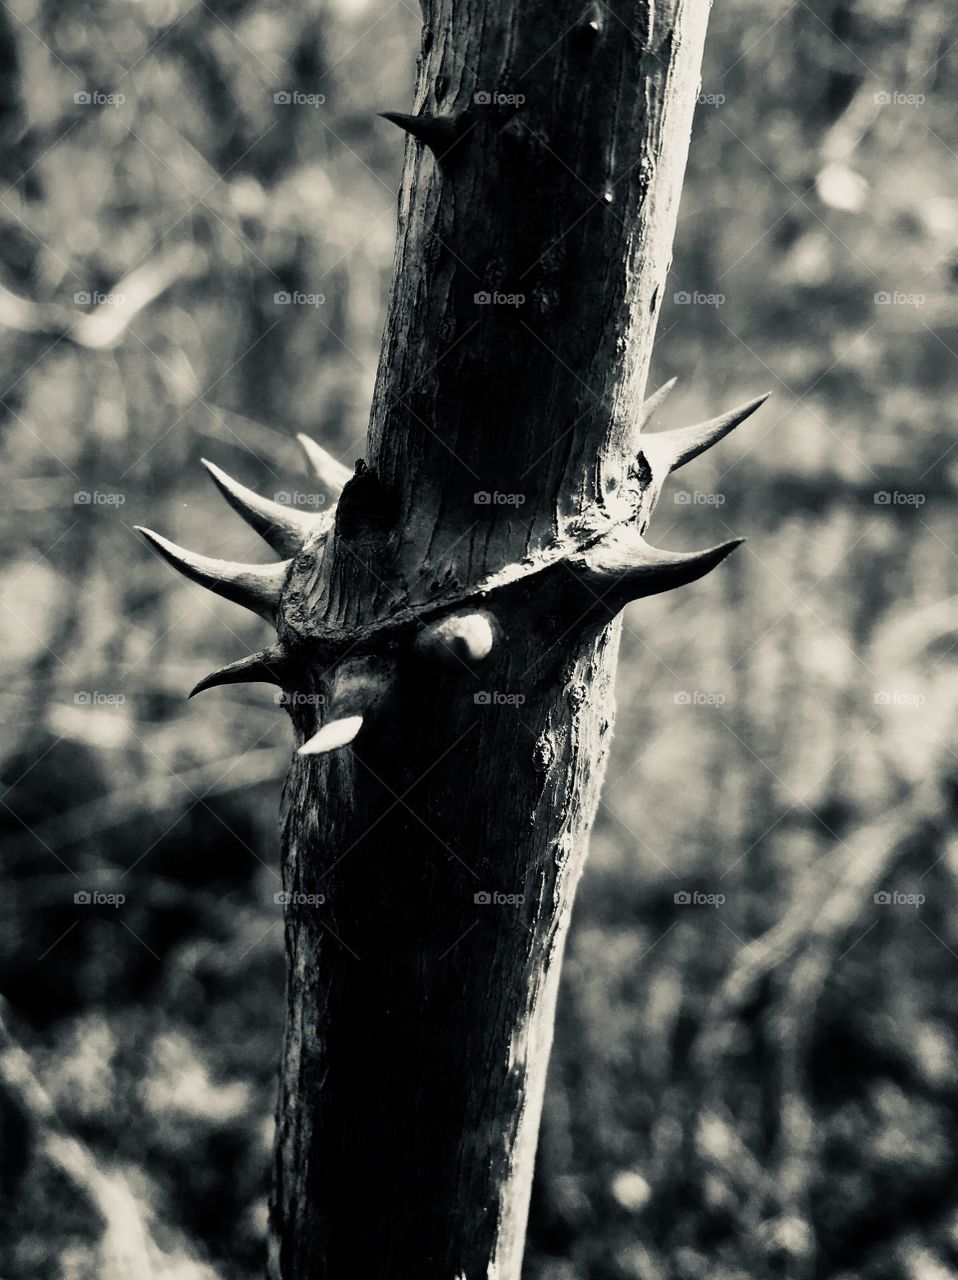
xmin=266 ymin=2 xmax=713 ymax=1276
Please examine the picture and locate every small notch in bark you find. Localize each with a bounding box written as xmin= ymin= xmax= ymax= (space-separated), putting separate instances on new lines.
xmin=534 ymin=732 xmax=556 ymax=774
xmin=333 ymin=464 xmax=397 ymax=542
xmin=573 ymin=6 xmax=604 ymax=41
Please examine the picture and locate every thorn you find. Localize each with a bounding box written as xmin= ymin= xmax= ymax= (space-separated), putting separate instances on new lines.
xmin=295 ymin=434 xmax=352 ymax=497
xmin=201 ymin=459 xmax=316 ymax=557
xmin=379 ymin=111 xmax=461 ymax=157
xmin=582 ymin=529 xmax=744 ymax=602
xmin=135 ymin=527 xmax=289 ymax=622
xmin=642 ymin=392 xmax=771 ymax=473
xmin=639 ymin=376 xmax=678 ymax=427
xmin=415 ymin=610 xmax=496 ymax=665
xmin=298 ymin=716 xmax=363 ymax=756
xmin=189 ymin=647 xmax=287 ymax=698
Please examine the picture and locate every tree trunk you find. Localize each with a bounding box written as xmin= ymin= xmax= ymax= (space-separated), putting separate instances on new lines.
xmin=139 ymin=1 xmax=769 ymax=1276
xmin=271 ymin=4 xmax=715 ymax=1275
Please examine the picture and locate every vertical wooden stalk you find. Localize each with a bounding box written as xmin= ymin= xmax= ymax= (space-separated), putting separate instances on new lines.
xmin=269 ymin=2 xmax=712 ymax=1276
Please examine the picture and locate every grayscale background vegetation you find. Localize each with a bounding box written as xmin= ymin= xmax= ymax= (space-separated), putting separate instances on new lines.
xmin=1 ymin=0 xmax=957 ymax=1276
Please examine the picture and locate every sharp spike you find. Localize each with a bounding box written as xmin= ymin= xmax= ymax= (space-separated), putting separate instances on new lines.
xmin=295 ymin=434 xmax=352 ymax=497
xmin=415 ymin=610 xmax=496 ymax=665
xmin=189 ymin=647 xmax=288 ymax=699
xmin=201 ymin=458 xmax=316 ymax=556
xmin=639 ymin=376 xmax=678 ymax=427
xmin=641 ymin=392 xmax=771 ymax=473
xmin=299 ymin=716 xmax=363 ymax=756
xmin=583 ymin=529 xmax=744 ymax=602
xmin=135 ymin=527 xmax=289 ymax=622
xmin=379 ymin=111 xmax=461 ymax=157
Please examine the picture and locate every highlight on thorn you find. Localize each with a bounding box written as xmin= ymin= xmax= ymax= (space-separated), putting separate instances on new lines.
xmin=299 ymin=716 xmax=364 ymax=756
xmin=135 ymin=526 xmax=289 ymax=622
xmin=640 ymin=392 xmax=771 ymax=476
xmin=414 ymin=609 xmax=497 ymax=666
xmin=579 ymin=527 xmax=744 ymax=604
xmin=201 ymin=458 xmax=316 ymax=557
xmin=296 ymin=434 xmax=352 ymax=497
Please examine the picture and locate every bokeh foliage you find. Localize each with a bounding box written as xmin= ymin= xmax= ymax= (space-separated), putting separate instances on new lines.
xmin=1 ymin=0 xmax=956 ymax=1276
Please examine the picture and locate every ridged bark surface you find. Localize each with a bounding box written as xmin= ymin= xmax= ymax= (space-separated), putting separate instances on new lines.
xmin=269 ymin=3 xmax=712 ymax=1276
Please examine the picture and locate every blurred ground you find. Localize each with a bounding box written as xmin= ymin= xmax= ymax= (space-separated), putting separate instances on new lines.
xmin=0 ymin=0 xmax=956 ymax=1277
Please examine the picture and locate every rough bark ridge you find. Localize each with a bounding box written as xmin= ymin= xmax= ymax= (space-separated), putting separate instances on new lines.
xmin=136 ymin=2 xmax=771 ymax=1277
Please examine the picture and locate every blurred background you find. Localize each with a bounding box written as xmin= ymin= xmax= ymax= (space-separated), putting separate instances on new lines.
xmin=0 ymin=0 xmax=956 ymax=1276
